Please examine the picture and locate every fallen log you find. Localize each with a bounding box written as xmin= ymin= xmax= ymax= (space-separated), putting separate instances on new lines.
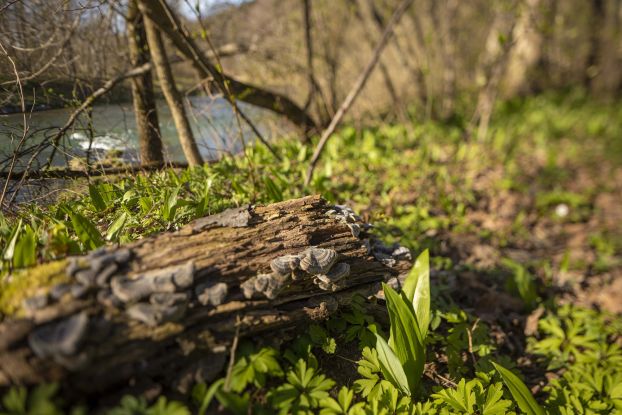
xmin=0 ymin=195 xmax=410 ymax=401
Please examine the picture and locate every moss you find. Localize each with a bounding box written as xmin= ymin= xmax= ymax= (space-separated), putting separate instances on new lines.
xmin=0 ymin=259 xmax=69 ymax=317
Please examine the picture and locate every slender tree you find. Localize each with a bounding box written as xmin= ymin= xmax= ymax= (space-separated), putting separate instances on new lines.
xmin=137 ymin=0 xmax=318 ymax=132
xmin=142 ymin=14 xmax=203 ymax=166
xmin=127 ymin=0 xmax=164 ymax=166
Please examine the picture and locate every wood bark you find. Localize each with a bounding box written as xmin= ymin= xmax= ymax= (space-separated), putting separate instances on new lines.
xmin=127 ymin=0 xmax=164 ymax=167
xmin=0 ymin=196 xmax=398 ymax=401
xmin=136 ymin=0 xmax=318 ymax=132
xmin=142 ymin=17 xmax=203 ymax=167
xmin=504 ymin=0 xmax=545 ymax=96
xmin=472 ymin=2 xmax=519 ymax=141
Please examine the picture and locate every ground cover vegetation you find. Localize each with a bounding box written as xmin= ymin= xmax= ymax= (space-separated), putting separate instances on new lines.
xmin=1 ymin=93 xmax=621 ymax=413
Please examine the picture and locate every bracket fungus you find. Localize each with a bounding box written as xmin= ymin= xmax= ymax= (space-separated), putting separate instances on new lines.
xmin=299 ymin=248 xmax=338 ymax=275
xmin=28 ymin=312 xmax=89 ymax=359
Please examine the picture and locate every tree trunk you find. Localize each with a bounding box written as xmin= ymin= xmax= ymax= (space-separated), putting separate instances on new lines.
xmin=0 ymin=196 xmax=403 ymax=402
xmin=143 ymin=17 xmax=203 ymax=167
xmin=588 ymin=0 xmax=621 ymax=97
xmin=127 ymin=0 xmax=164 ymax=166
xmin=504 ymin=0 xmax=545 ymax=96
xmin=136 ymin=0 xmax=318 ymax=132
xmin=472 ymin=2 xmax=519 ymax=141
xmin=433 ymin=0 xmax=459 ymax=120
xmin=585 ymin=0 xmax=605 ymax=88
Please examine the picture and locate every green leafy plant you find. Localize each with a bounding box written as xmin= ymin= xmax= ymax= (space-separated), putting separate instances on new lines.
xmin=309 ymin=324 xmax=337 ymax=354
xmin=268 ymin=359 xmax=336 ymax=414
xmin=0 ymin=384 xmax=63 ymax=415
xmin=432 ymin=378 xmax=513 ymax=415
xmin=354 ymin=347 xmax=396 ymax=401
xmin=107 ymin=396 xmax=189 ymax=415
xmin=372 ymin=249 xmax=431 ymax=396
xmin=319 ymin=386 xmax=365 ymax=415
xmin=227 ymin=343 xmax=283 ymax=392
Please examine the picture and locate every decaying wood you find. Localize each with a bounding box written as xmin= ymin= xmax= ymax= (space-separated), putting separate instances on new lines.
xmin=0 ymin=196 xmax=409 ymax=400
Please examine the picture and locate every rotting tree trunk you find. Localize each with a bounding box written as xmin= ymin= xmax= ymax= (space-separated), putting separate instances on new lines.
xmin=127 ymin=0 xmax=164 ymax=166
xmin=0 ymin=196 xmax=404 ymax=401
xmin=143 ymin=17 xmax=203 ymax=166
xmin=136 ymin=0 xmax=318 ymax=132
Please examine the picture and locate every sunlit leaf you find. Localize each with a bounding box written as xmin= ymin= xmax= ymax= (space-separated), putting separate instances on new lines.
xmin=374 ymin=333 xmax=411 ymax=396
xmin=88 ymin=184 xmax=107 ymax=212
xmin=492 ymin=361 xmax=545 ymax=415
xmin=69 ymin=212 xmax=104 ymax=250
xmin=401 ymin=249 xmax=430 ymax=337
xmin=383 ymin=283 xmax=425 ymax=393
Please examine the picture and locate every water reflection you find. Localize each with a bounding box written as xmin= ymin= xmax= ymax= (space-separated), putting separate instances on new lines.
xmin=0 ymin=96 xmax=289 ymax=167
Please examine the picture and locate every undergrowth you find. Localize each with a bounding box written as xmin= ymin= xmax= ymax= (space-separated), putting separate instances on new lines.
xmin=1 ymin=92 xmax=621 ymax=413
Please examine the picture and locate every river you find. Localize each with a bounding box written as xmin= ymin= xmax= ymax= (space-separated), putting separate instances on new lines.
xmin=0 ymin=96 xmax=289 ymax=168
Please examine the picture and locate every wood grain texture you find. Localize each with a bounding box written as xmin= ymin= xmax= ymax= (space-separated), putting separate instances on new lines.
xmin=0 ymin=195 xmax=395 ymax=399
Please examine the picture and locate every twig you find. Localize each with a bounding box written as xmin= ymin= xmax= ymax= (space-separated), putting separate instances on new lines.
xmin=223 ymin=315 xmax=241 ymax=392
xmin=0 ymin=40 xmax=28 ymax=209
xmin=425 ymin=368 xmax=458 ymax=388
xmin=304 ymin=0 xmax=415 ymax=186
xmin=466 ymin=318 xmax=480 ymax=366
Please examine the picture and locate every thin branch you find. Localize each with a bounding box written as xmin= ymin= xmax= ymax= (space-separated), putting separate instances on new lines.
xmin=304 ymin=0 xmax=415 ymax=186
xmin=0 ymin=40 xmax=28 ymax=209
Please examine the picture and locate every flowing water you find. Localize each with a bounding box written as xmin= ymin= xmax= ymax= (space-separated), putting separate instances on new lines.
xmin=0 ymin=96 xmax=289 ymax=168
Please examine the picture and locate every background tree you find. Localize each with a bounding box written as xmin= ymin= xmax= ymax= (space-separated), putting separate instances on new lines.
xmin=127 ymin=0 xmax=164 ymax=166
xmin=142 ymin=12 xmax=203 ymax=166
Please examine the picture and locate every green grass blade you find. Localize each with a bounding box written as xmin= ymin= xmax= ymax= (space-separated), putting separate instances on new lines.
xmin=492 ymin=361 xmax=545 ymax=415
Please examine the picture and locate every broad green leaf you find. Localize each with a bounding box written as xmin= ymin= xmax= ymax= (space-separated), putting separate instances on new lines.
xmin=401 ymin=249 xmax=430 ymax=337
xmin=492 ymin=361 xmax=545 ymax=415
xmin=69 ymin=212 xmax=104 ymax=250
xmin=13 ymin=226 xmax=36 ymax=268
xmin=374 ymin=333 xmax=411 ymax=396
xmin=3 ymin=219 xmax=22 ymax=261
xmin=88 ymin=184 xmax=107 ymax=212
xmin=383 ymin=283 xmax=425 ymax=393
xmin=106 ymin=212 xmax=128 ymax=241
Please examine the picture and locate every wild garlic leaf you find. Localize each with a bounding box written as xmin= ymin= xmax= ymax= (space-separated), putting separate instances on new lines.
xmin=69 ymin=211 xmax=104 ymax=250
xmin=401 ymin=249 xmax=430 ymax=338
xmin=383 ymin=283 xmax=425 ymax=393
xmin=492 ymin=361 xmax=545 ymax=415
xmin=374 ymin=333 xmax=411 ymax=396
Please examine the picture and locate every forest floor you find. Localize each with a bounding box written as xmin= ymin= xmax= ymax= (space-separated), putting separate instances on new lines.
xmin=1 ymin=92 xmax=621 ymax=413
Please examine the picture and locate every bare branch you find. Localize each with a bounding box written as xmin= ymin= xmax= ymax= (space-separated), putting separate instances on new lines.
xmin=304 ymin=0 xmax=415 ymax=186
